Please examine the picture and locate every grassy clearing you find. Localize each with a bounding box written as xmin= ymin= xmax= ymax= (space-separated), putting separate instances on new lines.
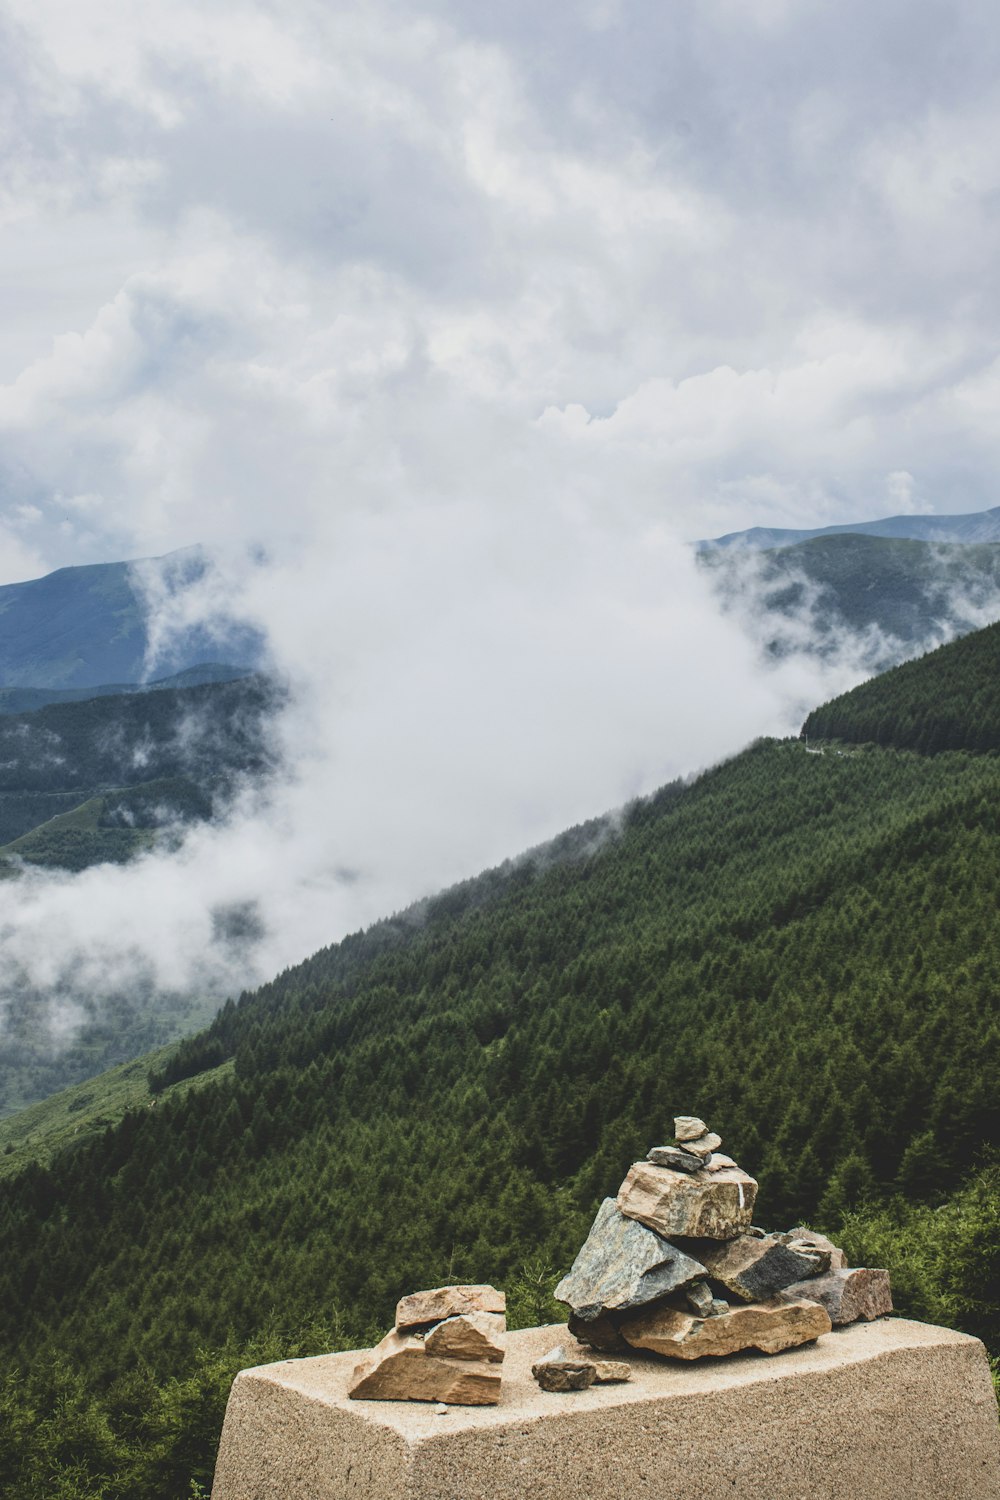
xmin=0 ymin=1047 xmax=235 ymax=1180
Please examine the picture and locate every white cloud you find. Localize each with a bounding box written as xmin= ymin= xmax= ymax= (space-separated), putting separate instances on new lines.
xmin=0 ymin=0 xmax=1000 ymax=1041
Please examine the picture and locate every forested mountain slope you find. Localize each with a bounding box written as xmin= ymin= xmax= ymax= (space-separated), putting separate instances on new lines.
xmin=0 ymin=674 xmax=283 ymax=1119
xmin=0 ymin=673 xmax=280 ymax=858
xmin=803 ymin=617 xmax=1000 ymax=752
xmin=2 ymin=622 xmax=1000 ymax=1494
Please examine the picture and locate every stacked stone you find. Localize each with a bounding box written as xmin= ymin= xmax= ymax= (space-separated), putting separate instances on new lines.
xmin=554 ymin=1117 xmax=892 ymax=1365
xmin=349 ymin=1285 xmax=506 ymax=1405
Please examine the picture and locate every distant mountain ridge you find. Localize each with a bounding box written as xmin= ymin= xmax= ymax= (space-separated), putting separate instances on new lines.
xmin=700 ymin=503 xmax=1000 ymax=551
xmin=0 ymin=662 xmax=253 ymax=715
xmin=698 ymin=532 xmax=1000 ymax=670
xmin=0 ymin=547 xmax=263 ymax=691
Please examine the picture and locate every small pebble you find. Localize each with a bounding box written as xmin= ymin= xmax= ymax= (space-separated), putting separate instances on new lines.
xmin=434 ymin=1403 xmax=449 ymax=1415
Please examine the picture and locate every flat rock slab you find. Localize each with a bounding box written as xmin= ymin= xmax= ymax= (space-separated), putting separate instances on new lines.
xmin=396 ymin=1285 xmax=505 ymax=1331
xmin=212 ymin=1318 xmax=1000 ymax=1500
xmin=348 ymin=1331 xmax=502 ymax=1405
xmin=617 ymin=1161 xmax=757 ymax=1239
xmin=646 ymin=1144 xmax=704 ymax=1173
xmin=424 ymin=1312 xmax=506 ymax=1363
xmin=777 ymin=1267 xmax=893 ymax=1325
xmin=555 ymin=1197 xmax=706 ymax=1321
xmin=619 ymin=1296 xmax=832 ymax=1358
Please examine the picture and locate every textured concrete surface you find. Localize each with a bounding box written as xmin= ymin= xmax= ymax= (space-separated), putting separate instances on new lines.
xmin=211 ymin=1318 xmax=1000 ymax=1500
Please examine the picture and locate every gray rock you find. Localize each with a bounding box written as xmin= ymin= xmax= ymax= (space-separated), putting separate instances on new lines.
xmin=567 ymin=1310 xmax=628 ymax=1353
xmin=674 ymin=1116 xmax=708 ymax=1142
xmin=697 ymin=1234 xmax=828 ymax=1302
xmin=647 ymin=1145 xmax=704 ymax=1174
xmin=783 ymin=1242 xmax=832 ymax=1275
xmin=778 ymin=1228 xmax=847 ymax=1271
xmin=686 ymin=1281 xmax=715 ymax=1317
xmin=531 ymin=1346 xmax=596 ymax=1393
xmin=710 ymin=1298 xmax=730 ymax=1317
xmin=555 ymin=1197 xmax=707 ymax=1320
xmin=776 ymin=1267 xmax=893 ymax=1325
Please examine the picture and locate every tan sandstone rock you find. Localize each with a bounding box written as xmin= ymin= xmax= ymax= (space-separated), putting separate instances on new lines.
xmin=776 ymin=1266 xmax=892 ymax=1325
xmin=617 ymin=1160 xmax=757 ymax=1240
xmin=683 ymin=1132 xmax=723 ymax=1159
xmin=673 ymin=1116 xmax=708 ymax=1141
xmin=619 ymin=1296 xmax=831 ymax=1359
xmin=213 ymin=1319 xmax=1000 ymax=1500
xmin=424 ymin=1311 xmax=506 ymax=1363
xmin=591 ymin=1359 xmax=631 ymax=1383
xmin=348 ymin=1330 xmax=502 ymax=1404
xmin=395 ymin=1284 xmax=505 ymax=1331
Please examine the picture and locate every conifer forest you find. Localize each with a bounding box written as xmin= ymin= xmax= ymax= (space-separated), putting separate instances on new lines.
xmin=1 ymin=625 xmax=999 ymax=1496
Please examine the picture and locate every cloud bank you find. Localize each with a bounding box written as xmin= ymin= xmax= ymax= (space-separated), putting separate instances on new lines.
xmin=1 ymin=0 xmax=1000 ymax=1038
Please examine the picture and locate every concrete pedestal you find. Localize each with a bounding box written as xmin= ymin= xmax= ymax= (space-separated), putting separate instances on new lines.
xmin=211 ymin=1318 xmax=1000 ymax=1500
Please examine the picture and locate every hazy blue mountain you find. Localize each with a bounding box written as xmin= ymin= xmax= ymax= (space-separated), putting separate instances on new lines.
xmin=700 ymin=502 xmax=1000 ymax=551
xmin=0 ymin=547 xmax=263 ymax=690
xmin=699 ymin=532 xmax=1000 ymax=670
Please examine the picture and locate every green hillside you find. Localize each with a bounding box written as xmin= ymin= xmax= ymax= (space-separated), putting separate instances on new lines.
xmin=0 ymin=1047 xmax=235 ymax=1182
xmin=699 ymin=533 xmax=1000 ymax=662
xmin=0 ymin=794 xmax=153 ymax=872
xmin=1 ymin=627 xmax=1000 ymax=1495
xmin=0 ymin=673 xmax=279 ymax=857
xmin=0 ymin=779 xmax=215 ymax=873
xmin=0 ymin=674 xmax=279 ymax=799
xmin=802 ymin=618 xmax=1000 ymax=752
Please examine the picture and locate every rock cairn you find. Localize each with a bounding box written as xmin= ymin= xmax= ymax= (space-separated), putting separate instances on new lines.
xmin=349 ymin=1284 xmax=506 ymax=1405
xmin=551 ymin=1117 xmax=892 ymax=1368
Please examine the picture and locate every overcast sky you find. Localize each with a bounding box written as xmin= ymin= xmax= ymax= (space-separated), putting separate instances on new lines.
xmin=2 ymin=0 xmax=1000 ymax=1029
